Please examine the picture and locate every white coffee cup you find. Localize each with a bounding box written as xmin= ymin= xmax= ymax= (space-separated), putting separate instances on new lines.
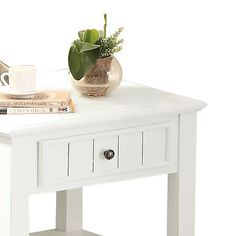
xmin=0 ymin=65 xmax=36 ymax=93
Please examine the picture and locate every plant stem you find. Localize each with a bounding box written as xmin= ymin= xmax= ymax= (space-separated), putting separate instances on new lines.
xmin=103 ymin=13 xmax=107 ymax=38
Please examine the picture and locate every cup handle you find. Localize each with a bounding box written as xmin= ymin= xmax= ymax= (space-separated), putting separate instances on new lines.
xmin=0 ymin=72 xmax=9 ymax=86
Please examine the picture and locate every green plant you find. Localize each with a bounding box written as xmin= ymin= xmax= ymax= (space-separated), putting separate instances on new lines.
xmin=68 ymin=14 xmax=124 ymax=81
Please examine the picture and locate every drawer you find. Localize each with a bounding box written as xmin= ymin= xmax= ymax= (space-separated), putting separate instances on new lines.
xmin=94 ymin=135 xmax=118 ymax=173
xmin=39 ymin=138 xmax=94 ymax=185
xmin=93 ymin=132 xmax=143 ymax=173
xmin=38 ymin=116 xmax=178 ymax=186
xmin=119 ymin=132 xmax=143 ymax=170
xmin=38 ymin=139 xmax=69 ymax=185
xmin=69 ymin=139 xmax=93 ymax=177
xmin=142 ymin=119 xmax=178 ymax=167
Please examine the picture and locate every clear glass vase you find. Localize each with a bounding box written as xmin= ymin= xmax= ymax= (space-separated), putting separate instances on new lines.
xmin=70 ymin=56 xmax=122 ymax=97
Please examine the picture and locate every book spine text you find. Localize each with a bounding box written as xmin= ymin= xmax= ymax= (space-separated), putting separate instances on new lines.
xmin=0 ymin=106 xmax=71 ymax=115
xmin=0 ymin=101 xmax=66 ymax=108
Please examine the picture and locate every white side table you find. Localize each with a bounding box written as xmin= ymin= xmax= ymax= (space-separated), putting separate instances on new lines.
xmin=0 ymin=81 xmax=206 ymax=236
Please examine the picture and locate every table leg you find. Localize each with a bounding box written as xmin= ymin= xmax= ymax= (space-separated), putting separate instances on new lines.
xmin=1 ymin=139 xmax=30 ymax=236
xmin=56 ymin=188 xmax=83 ymax=232
xmin=0 ymin=141 xmax=12 ymax=236
xmin=11 ymin=193 xmax=30 ymax=236
xmin=167 ymin=113 xmax=197 ymax=236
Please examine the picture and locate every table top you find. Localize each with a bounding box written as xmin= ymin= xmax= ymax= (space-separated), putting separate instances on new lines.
xmin=0 ymin=81 xmax=206 ymax=137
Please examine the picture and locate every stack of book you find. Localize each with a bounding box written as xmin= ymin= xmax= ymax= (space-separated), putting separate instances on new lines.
xmin=0 ymin=90 xmax=75 ymax=115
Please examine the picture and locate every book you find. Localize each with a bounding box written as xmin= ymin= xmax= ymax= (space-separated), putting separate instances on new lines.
xmin=0 ymin=99 xmax=76 ymax=115
xmin=0 ymin=90 xmax=71 ymax=108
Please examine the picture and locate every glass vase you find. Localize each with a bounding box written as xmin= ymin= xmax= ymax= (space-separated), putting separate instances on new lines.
xmin=70 ymin=56 xmax=122 ymax=97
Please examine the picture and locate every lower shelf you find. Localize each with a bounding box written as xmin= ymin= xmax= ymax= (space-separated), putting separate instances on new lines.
xmin=30 ymin=230 xmax=102 ymax=236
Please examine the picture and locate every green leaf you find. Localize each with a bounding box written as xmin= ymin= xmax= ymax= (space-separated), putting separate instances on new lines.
xmin=68 ymin=41 xmax=100 ymax=80
xmin=78 ymin=30 xmax=85 ymax=41
xmin=83 ymin=29 xmax=99 ymax=43
xmin=78 ymin=30 xmax=103 ymax=42
xmin=80 ymin=42 xmax=100 ymax=53
xmin=73 ymin=40 xmax=84 ymax=51
xmin=72 ymin=40 xmax=100 ymax=53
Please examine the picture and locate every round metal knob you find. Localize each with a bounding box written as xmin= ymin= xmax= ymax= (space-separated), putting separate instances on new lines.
xmin=104 ymin=149 xmax=115 ymax=160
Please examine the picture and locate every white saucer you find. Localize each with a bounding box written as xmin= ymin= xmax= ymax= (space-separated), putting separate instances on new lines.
xmin=0 ymin=86 xmax=39 ymax=99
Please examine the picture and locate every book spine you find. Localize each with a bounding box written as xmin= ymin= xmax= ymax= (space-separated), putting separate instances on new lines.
xmin=0 ymin=106 xmax=72 ymax=115
xmin=0 ymin=101 xmax=66 ymax=108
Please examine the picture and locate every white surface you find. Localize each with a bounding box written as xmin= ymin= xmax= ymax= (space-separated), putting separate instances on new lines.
xmin=0 ymin=108 xmax=199 ymax=236
xmin=0 ymin=85 xmax=39 ymax=98
xmin=11 ymin=137 xmax=33 ymax=236
xmin=0 ymin=139 xmax=11 ymax=236
xmin=56 ymin=189 xmax=83 ymax=232
xmin=143 ymin=127 xmax=167 ymax=166
xmin=0 ymin=81 xmax=205 ymax=137
xmin=94 ymin=135 xmax=118 ymax=173
xmin=0 ymin=82 xmax=203 ymax=236
xmin=119 ymin=132 xmax=142 ymax=170
xmin=69 ymin=139 xmax=93 ymax=178
xmin=34 ymin=122 xmax=179 ymax=190
xmin=143 ymin=118 xmax=178 ymax=167
xmin=31 ymin=230 xmax=101 ymax=236
xmin=39 ymin=140 xmax=68 ymax=185
xmin=167 ymin=113 xmax=197 ymax=236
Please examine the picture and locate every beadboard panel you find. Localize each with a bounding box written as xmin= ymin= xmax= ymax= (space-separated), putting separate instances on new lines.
xmin=39 ymin=140 xmax=68 ymax=185
xmin=69 ymin=139 xmax=93 ymax=178
xmin=119 ymin=132 xmax=143 ymax=170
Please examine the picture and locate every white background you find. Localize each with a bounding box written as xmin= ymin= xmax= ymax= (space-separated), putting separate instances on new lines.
xmin=1 ymin=0 xmax=236 ymax=235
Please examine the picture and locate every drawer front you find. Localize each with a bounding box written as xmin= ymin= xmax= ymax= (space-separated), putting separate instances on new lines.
xmin=143 ymin=128 xmax=167 ymax=165
xmin=119 ymin=132 xmax=143 ymax=170
xmin=38 ymin=139 xmax=69 ymax=185
xmin=94 ymin=136 xmax=118 ymax=173
xmin=143 ymin=119 xmax=178 ymax=166
xmin=38 ymin=116 xmax=178 ymax=186
xmin=69 ymin=139 xmax=93 ymax=177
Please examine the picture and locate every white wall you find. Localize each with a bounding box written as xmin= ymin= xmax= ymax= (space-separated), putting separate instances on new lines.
xmin=1 ymin=0 xmax=236 ymax=235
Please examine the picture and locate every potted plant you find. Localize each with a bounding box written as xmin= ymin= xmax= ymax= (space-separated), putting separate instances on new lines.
xmin=68 ymin=14 xmax=124 ymax=97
